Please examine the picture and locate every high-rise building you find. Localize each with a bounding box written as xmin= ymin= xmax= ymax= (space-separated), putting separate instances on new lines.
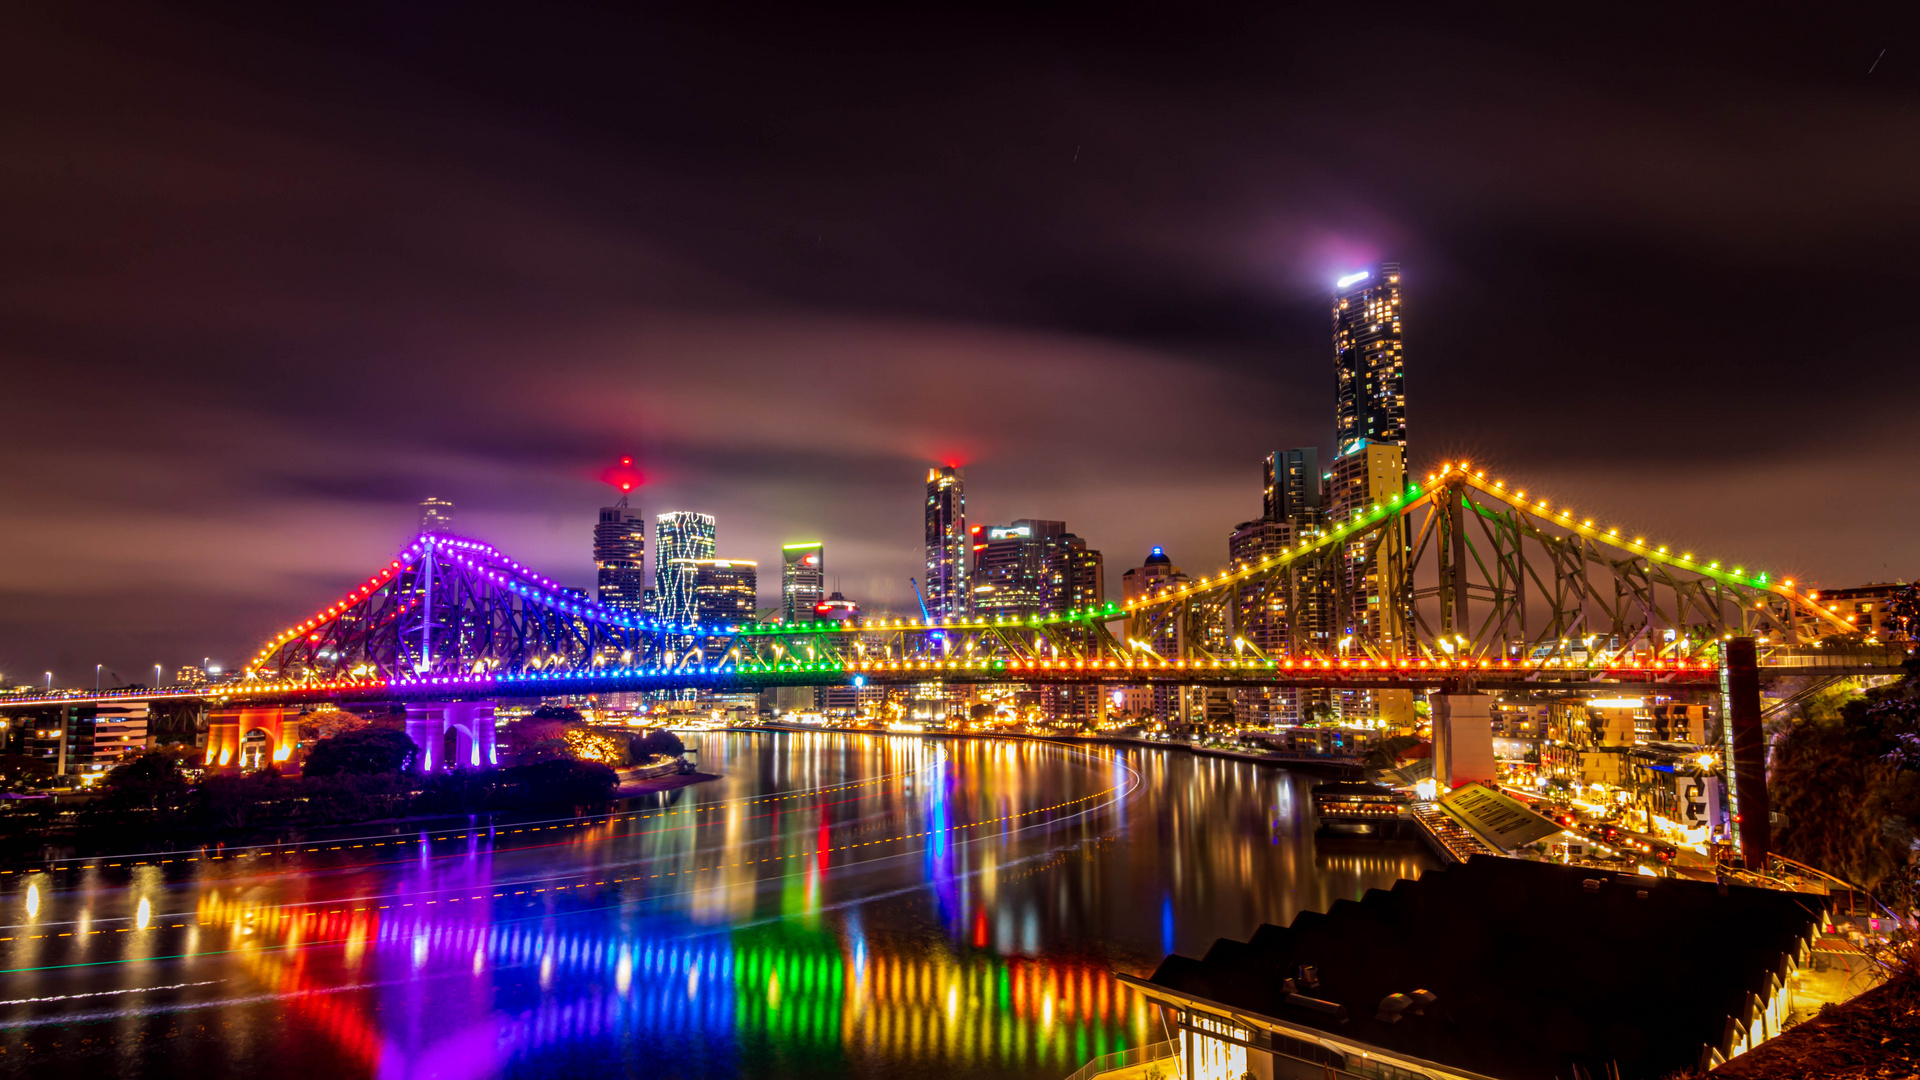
xmin=1264 ymin=448 xmax=1323 ymax=527
xmin=594 ymin=497 xmax=647 ymax=613
xmin=1058 ymin=535 xmax=1105 ymax=612
xmin=1328 ymin=438 xmax=1413 ymax=726
xmin=1230 ymin=517 xmax=1292 ymax=728
xmin=924 ymin=466 xmax=968 ymax=620
xmin=654 ymin=512 xmax=717 ymax=628
xmin=420 ymin=496 xmax=455 ymax=532
xmin=1122 ymin=548 xmax=1187 ymax=657
xmin=688 ymin=558 xmax=757 ymax=627
xmin=782 ymin=542 xmax=825 ymax=623
xmin=971 ymin=520 xmax=1061 ymax=618
xmin=970 ymin=520 xmax=1104 ymax=619
xmin=1329 ymin=437 xmax=1408 ymax=648
xmin=1333 ymin=263 xmax=1405 ymax=453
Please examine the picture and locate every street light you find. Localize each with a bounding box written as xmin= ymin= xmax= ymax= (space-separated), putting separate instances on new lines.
xmin=154 ymin=663 xmax=163 ymax=688
xmin=95 ymin=664 xmax=102 ymax=692
xmin=44 ymin=671 xmax=51 ymax=690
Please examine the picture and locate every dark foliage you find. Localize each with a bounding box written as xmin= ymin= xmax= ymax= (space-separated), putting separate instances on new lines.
xmin=303 ymin=728 xmax=419 ymax=777
xmin=1773 ymin=680 xmax=1920 ymax=891
xmin=632 ymin=728 xmax=685 ymax=759
xmin=531 ymin=704 xmax=585 ymax=723
xmin=99 ymin=749 xmax=193 ymax=811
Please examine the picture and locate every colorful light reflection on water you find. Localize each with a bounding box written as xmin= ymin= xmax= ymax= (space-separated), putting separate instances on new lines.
xmin=0 ymin=734 xmax=1432 ymax=1079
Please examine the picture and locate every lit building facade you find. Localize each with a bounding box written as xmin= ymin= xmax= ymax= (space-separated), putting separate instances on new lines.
xmin=782 ymin=542 xmax=825 ymax=623
xmin=594 ymin=497 xmax=647 ymax=613
xmin=654 ymin=512 xmax=717 ymax=627
xmin=419 ymin=496 xmax=455 ymax=532
xmin=924 ymin=466 xmax=968 ymax=620
xmin=1328 ymin=439 xmax=1412 ymax=726
xmin=1333 ymin=262 xmax=1405 ymax=451
xmin=688 ymin=558 xmax=757 ymax=653
xmin=1229 ymin=517 xmax=1293 ymax=727
xmin=971 ymin=520 xmax=1105 ymax=619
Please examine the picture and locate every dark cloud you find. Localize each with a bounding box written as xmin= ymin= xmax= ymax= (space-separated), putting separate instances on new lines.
xmin=0 ymin=2 xmax=1916 ymax=680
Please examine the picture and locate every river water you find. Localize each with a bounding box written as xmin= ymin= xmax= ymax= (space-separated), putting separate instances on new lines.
xmin=0 ymin=732 xmax=1432 ymax=1079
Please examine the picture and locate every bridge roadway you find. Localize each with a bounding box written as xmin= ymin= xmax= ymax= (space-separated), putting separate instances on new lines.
xmin=1 ymin=647 xmax=1906 ymax=712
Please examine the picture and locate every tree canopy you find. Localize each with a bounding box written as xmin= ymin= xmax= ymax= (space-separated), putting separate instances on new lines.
xmin=303 ymin=728 xmax=419 ymax=777
xmin=1773 ymin=680 xmax=1920 ymax=891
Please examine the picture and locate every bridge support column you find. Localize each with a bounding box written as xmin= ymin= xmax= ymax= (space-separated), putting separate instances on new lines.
xmin=1719 ymin=638 xmax=1769 ymax=869
xmin=205 ymin=706 xmax=300 ymax=771
xmin=405 ymin=700 xmax=498 ymax=771
xmin=1431 ymin=693 xmax=1495 ymax=790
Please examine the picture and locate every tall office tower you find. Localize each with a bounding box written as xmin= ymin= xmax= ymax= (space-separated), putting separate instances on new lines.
xmin=1230 ymin=518 xmax=1292 ymax=728
xmin=594 ymin=497 xmax=647 ymax=612
xmin=654 ymin=512 xmax=717 ymax=627
xmin=971 ymin=519 xmax=1063 ymax=618
xmin=1333 ymin=263 xmax=1406 ymax=453
xmin=969 ymin=520 xmax=1105 ymax=619
xmin=782 ymin=542 xmax=825 ymax=623
xmin=420 ymin=496 xmax=455 ymax=532
xmin=1058 ymin=534 xmax=1105 ymax=611
xmin=1328 ymin=439 xmax=1414 ymax=726
xmin=924 ymin=466 xmax=968 ymax=620
xmin=688 ymin=558 xmax=758 ymax=643
xmin=1266 ymin=447 xmax=1323 ymax=527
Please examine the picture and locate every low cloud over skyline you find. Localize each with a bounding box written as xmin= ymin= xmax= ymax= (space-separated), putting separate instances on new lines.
xmin=2 ymin=3 xmax=1917 ymax=682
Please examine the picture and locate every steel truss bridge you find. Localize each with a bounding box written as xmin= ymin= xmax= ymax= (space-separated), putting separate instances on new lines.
xmin=2 ymin=462 xmax=1908 ymax=714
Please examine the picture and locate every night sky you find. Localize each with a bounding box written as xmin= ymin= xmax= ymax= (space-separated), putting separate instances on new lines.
xmin=3 ymin=3 xmax=1917 ymax=684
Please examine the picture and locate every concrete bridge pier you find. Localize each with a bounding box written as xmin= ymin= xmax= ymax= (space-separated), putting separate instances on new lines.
xmin=405 ymin=700 xmax=499 ymax=771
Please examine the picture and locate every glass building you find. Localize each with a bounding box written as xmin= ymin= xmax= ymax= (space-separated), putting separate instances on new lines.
xmin=782 ymin=542 xmax=825 ymax=623
xmin=1333 ymin=262 xmax=1405 ymax=452
xmin=593 ymin=496 xmax=647 ymax=613
xmin=688 ymin=558 xmax=757 ymax=653
xmin=924 ymin=466 xmax=968 ymax=620
xmin=654 ymin=511 xmax=717 ymax=627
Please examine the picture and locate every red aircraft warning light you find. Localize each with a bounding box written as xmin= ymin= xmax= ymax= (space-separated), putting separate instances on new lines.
xmin=601 ymin=456 xmax=644 ymax=493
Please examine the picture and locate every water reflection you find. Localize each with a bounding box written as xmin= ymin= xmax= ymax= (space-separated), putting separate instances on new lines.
xmin=0 ymin=733 xmax=1431 ymax=1079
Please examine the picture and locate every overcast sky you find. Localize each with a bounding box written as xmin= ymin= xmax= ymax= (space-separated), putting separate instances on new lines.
xmin=2 ymin=3 xmax=1917 ymax=684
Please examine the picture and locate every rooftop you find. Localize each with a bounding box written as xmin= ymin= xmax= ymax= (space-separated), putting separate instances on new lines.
xmin=1141 ymin=856 xmax=1824 ymax=1080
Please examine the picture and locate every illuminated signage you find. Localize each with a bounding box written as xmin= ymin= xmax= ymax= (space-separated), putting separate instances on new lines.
xmin=1336 ymin=270 xmax=1370 ymax=288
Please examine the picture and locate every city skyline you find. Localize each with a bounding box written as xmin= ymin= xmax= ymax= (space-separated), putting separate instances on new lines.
xmin=2 ymin=5 xmax=1917 ymax=682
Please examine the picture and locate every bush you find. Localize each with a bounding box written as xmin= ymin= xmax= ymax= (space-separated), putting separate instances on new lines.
xmin=304 ymin=728 xmax=419 ymax=777
xmin=632 ymin=728 xmax=685 ymax=759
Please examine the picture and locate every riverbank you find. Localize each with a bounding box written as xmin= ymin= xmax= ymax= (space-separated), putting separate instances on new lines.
xmin=616 ymin=769 xmax=720 ymax=798
xmin=730 ymin=724 xmax=1365 ymax=778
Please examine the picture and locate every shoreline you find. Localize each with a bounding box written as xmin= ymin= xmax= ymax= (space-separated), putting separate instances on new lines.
xmin=724 ymin=724 xmax=1365 ymax=778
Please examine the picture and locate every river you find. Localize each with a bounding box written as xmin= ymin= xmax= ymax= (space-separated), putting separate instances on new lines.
xmin=0 ymin=732 xmax=1433 ymax=1079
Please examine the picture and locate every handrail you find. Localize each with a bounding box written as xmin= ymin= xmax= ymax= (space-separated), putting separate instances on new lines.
xmin=1059 ymin=1038 xmax=1178 ymax=1080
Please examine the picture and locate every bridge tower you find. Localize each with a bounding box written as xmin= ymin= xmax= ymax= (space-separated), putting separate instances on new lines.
xmin=405 ymin=701 xmax=499 ymax=771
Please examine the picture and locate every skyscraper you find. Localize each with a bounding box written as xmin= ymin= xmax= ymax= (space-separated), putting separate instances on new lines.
xmin=782 ymin=542 xmax=825 ymax=623
xmin=970 ymin=520 xmax=1104 ymax=619
xmin=420 ymin=496 xmax=455 ymax=532
xmin=594 ymin=497 xmax=647 ymax=613
xmin=1328 ymin=438 xmax=1414 ymax=727
xmin=1333 ymin=263 xmax=1405 ymax=453
xmin=689 ymin=558 xmax=757 ymax=627
xmin=924 ymin=466 xmax=968 ymax=620
xmin=1264 ymin=447 xmax=1322 ymax=527
xmin=654 ymin=512 xmax=716 ymax=627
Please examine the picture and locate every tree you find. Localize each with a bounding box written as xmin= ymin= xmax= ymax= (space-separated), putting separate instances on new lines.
xmin=1890 ymin=584 xmax=1920 ymax=643
xmin=299 ymin=707 xmax=368 ymax=742
xmin=100 ymin=750 xmax=191 ymax=810
xmin=1773 ymin=681 xmax=1920 ymax=891
xmin=531 ymin=704 xmax=585 ymax=724
xmin=633 ymin=728 xmax=685 ymax=759
xmin=504 ymin=717 xmax=574 ymax=765
xmin=303 ymin=728 xmax=419 ymax=777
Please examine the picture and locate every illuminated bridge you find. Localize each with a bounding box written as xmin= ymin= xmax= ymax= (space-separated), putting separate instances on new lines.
xmin=2 ymin=462 xmax=1906 ymax=721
